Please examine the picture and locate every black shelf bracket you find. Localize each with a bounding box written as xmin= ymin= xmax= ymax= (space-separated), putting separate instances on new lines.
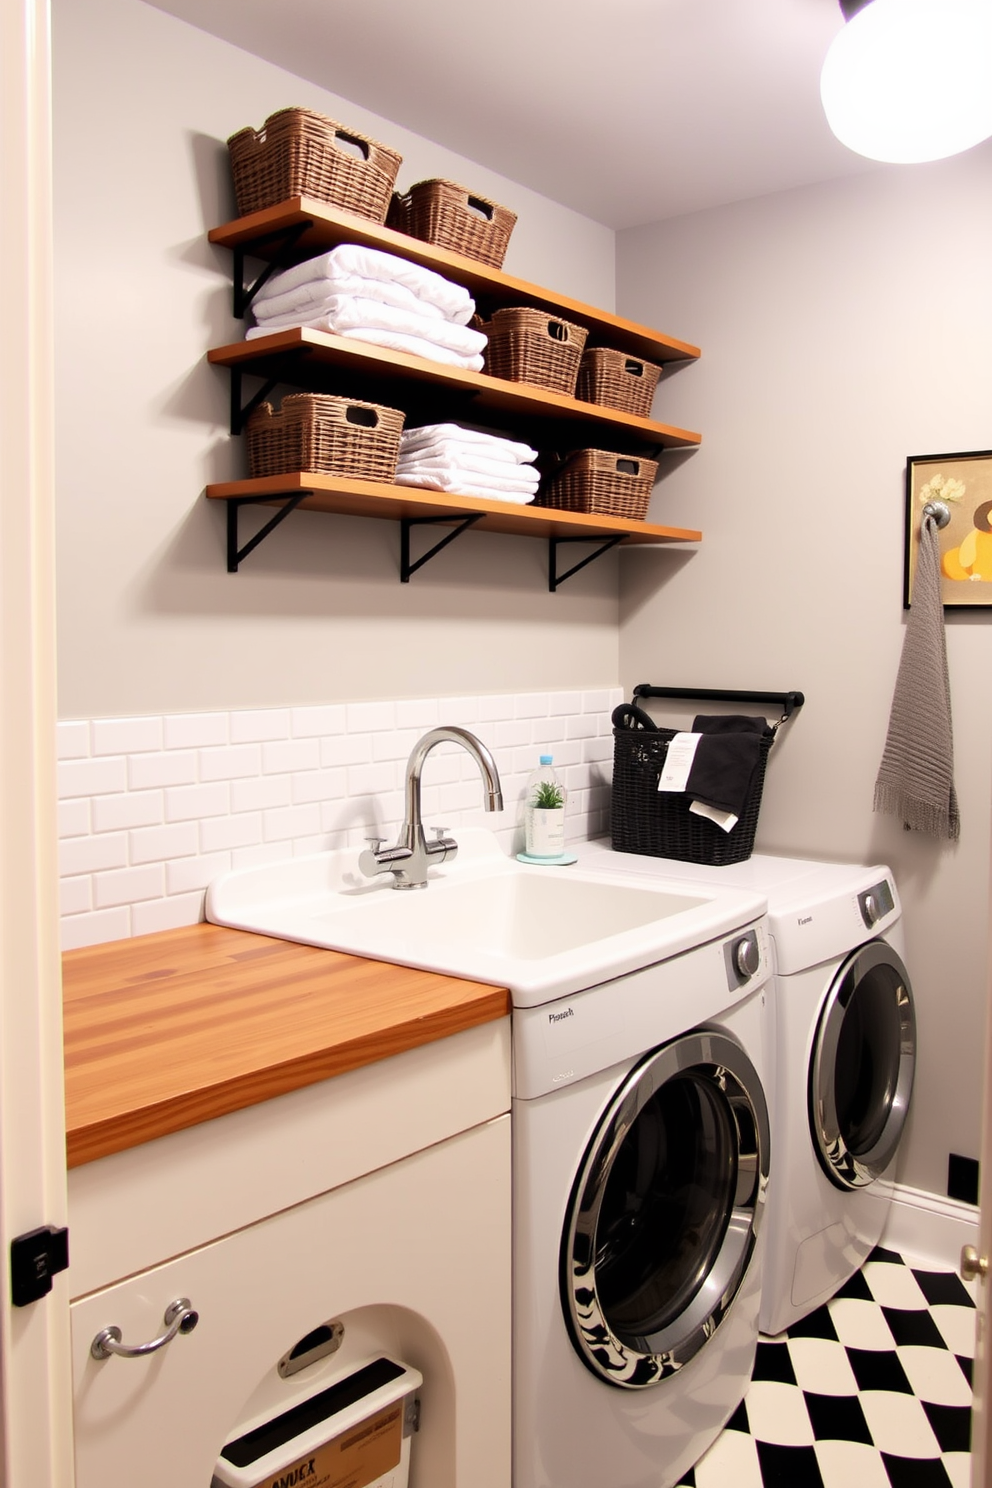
xmin=549 ymin=534 xmax=625 ymax=592
xmin=400 ymin=514 xmax=483 ymax=582
xmin=232 ymin=221 xmax=313 ymax=318
xmin=228 ymin=366 xmax=281 ymax=437
xmin=226 ymin=493 xmax=308 ymax=572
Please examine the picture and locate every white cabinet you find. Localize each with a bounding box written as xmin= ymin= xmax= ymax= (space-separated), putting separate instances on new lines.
xmin=68 ymin=1020 xmax=512 ymax=1488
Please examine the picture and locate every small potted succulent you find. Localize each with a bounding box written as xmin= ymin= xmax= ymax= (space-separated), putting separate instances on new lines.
xmin=526 ymin=776 xmax=566 ymax=858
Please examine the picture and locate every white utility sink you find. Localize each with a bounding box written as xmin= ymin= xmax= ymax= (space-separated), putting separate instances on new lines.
xmin=206 ymin=829 xmax=766 ymax=1007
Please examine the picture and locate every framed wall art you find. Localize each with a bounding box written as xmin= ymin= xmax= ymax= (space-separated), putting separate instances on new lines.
xmin=904 ymin=449 xmax=992 ymax=608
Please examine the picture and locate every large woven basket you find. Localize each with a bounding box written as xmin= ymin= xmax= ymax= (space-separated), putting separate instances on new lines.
xmin=387 ymin=179 xmax=517 ymax=268
xmin=537 ymin=448 xmax=658 ymax=520
xmin=576 ymin=347 xmax=662 ymax=418
xmin=246 ymin=394 xmax=404 ymax=481
xmin=227 ymin=108 xmax=402 ymax=221
xmin=611 ymin=726 xmax=775 ymax=866
xmin=479 ymin=307 xmax=588 ymax=395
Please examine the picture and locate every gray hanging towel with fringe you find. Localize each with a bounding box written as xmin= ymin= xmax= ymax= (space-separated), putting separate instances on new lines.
xmin=874 ymin=513 xmax=960 ymax=840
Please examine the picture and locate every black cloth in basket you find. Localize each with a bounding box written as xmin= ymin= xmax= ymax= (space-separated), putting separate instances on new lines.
xmin=611 ymin=724 xmax=775 ymax=866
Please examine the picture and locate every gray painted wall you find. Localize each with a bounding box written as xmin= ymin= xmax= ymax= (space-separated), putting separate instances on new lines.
xmin=617 ymin=153 xmax=992 ymax=1198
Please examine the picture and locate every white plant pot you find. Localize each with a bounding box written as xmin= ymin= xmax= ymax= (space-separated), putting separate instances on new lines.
xmin=527 ymin=806 xmax=566 ymax=859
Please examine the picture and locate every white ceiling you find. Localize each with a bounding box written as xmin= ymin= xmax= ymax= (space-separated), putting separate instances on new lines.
xmin=149 ymin=0 xmax=879 ymax=229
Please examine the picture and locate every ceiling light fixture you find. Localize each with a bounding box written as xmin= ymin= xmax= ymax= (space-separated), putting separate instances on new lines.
xmin=821 ymin=0 xmax=992 ymax=164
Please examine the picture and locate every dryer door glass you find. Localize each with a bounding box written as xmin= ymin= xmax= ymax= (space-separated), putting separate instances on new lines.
xmin=809 ymin=939 xmax=916 ymax=1190
xmin=559 ymin=1031 xmax=770 ymax=1390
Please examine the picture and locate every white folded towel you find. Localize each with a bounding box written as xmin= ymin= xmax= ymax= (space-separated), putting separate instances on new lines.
xmin=400 ymin=424 xmax=538 ymax=465
xmin=396 ymin=460 xmax=540 ymax=496
xmin=249 ymin=295 xmax=486 ymax=358
xmin=394 ymin=470 xmax=537 ymax=502
xmin=252 ymin=244 xmax=475 ymax=324
xmin=245 ymin=319 xmax=485 ymax=371
xmin=253 ymin=271 xmax=449 ymax=324
xmin=398 ymin=451 xmax=540 ymax=485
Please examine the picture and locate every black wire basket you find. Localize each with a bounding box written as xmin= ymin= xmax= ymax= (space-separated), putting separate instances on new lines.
xmin=611 ymin=725 xmax=775 ymax=866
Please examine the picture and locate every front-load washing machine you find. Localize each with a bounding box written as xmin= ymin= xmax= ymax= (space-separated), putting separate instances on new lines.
xmin=577 ymin=844 xmax=917 ymax=1339
xmin=512 ymin=883 xmax=772 ymax=1488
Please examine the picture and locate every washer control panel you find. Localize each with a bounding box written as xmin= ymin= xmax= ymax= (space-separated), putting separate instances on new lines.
xmin=725 ymin=927 xmax=762 ymax=990
xmin=858 ymin=878 xmax=895 ymax=929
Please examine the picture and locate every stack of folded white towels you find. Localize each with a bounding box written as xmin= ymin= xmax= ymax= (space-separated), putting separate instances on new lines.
xmin=394 ymin=423 xmax=541 ymax=504
xmin=246 ymin=244 xmax=487 ymax=371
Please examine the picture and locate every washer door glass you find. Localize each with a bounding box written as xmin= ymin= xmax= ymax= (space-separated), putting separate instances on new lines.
xmin=810 ymin=939 xmax=915 ymax=1191
xmin=559 ymin=1031 xmax=769 ymax=1390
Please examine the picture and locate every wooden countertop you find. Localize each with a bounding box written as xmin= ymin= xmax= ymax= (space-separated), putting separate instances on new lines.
xmin=62 ymin=923 xmax=510 ymax=1169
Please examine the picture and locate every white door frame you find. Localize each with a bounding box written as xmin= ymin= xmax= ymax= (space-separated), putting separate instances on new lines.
xmin=0 ymin=0 xmax=74 ymax=1483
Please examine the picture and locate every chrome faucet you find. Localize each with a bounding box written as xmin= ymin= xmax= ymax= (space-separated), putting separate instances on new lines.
xmin=358 ymin=726 xmax=503 ymax=890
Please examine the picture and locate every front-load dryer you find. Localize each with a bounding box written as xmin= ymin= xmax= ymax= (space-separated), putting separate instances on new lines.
xmin=512 ymin=888 xmax=772 ymax=1488
xmin=575 ymin=843 xmax=917 ymax=1339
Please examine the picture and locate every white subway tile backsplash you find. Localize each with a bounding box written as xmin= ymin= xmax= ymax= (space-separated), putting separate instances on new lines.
xmin=320 ymin=733 xmax=373 ymax=768
xmin=394 ymin=698 xmax=439 ymax=729
xmin=263 ymin=804 xmax=322 ymax=843
xmin=292 ymin=769 xmax=348 ymax=805
xmin=128 ymin=751 xmax=197 ymax=791
xmin=57 ymin=689 xmax=623 ymax=949
xmin=230 ymin=709 xmax=291 ymax=743
xmin=59 ymin=798 xmax=91 ymax=839
xmin=92 ymin=789 xmax=164 ymax=833
xmin=346 ymin=701 xmax=395 ymax=733
xmin=165 ymin=852 xmax=231 ymax=896
xmin=494 ymin=719 xmax=533 ymax=749
xmin=372 ymin=727 xmax=420 ymax=763
xmin=94 ymin=864 xmax=165 ymax=909
xmin=92 ymin=716 xmax=163 ymax=756
xmin=60 ymin=876 xmax=93 ymax=917
xmin=514 ymin=693 xmax=549 ymax=719
xmin=347 ymin=762 xmax=397 ymax=798
xmin=132 ymin=893 xmax=206 ymax=937
xmin=58 ymin=756 xmax=126 ymax=798
xmin=565 ymin=715 xmax=599 ymax=740
xmin=199 ymin=812 xmax=263 ymax=854
xmin=165 ymin=782 xmax=230 ymax=822
xmin=164 ymin=713 xmax=229 ymax=749
xmin=198 ymin=744 xmax=262 ymax=782
xmin=129 ymin=821 xmax=198 ymax=866
xmin=582 ymin=690 xmax=612 ymax=717
xmin=61 ymin=906 xmax=131 ymax=951
xmin=57 ymin=720 xmax=90 ymax=760
xmin=262 ymin=738 xmax=320 ymax=775
xmin=230 ymin=775 xmax=292 ymax=814
xmin=549 ymin=692 xmax=583 ymax=717
xmin=291 ymin=704 xmax=347 ymax=738
xmin=60 ymin=832 xmax=127 ymax=878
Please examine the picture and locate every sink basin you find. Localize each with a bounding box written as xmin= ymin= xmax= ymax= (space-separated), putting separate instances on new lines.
xmin=206 ymin=829 xmax=766 ymax=1007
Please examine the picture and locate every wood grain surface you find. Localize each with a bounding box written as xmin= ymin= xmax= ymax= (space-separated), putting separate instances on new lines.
xmin=208 ymin=196 xmax=701 ymax=366
xmin=63 ymin=923 xmax=509 ymax=1168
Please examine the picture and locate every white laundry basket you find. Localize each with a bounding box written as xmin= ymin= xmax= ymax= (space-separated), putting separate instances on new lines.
xmin=212 ymin=1355 xmax=422 ymax=1488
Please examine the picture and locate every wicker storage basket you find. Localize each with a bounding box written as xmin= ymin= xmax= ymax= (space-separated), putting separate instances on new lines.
xmin=611 ymin=726 xmax=775 ymax=866
xmin=576 ymin=347 xmax=662 ymax=418
xmin=387 ymin=180 xmax=517 ymax=268
xmin=246 ymin=394 xmax=404 ymax=481
xmin=479 ymin=307 xmax=588 ymax=395
xmin=537 ymin=448 xmax=658 ymax=520
xmin=227 ymin=108 xmax=402 ymax=221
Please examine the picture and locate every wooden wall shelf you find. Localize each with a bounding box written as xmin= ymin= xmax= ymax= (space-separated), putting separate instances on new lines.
xmin=208 ymin=328 xmax=702 ymax=450
xmin=206 ymin=198 xmax=704 ymax=589
xmin=208 ymin=197 xmax=701 ymax=367
xmin=205 ymin=473 xmax=701 ymax=588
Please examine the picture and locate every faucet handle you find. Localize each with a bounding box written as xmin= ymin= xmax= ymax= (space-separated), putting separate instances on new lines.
xmin=432 ymin=826 xmax=449 ymax=842
xmin=365 ymin=834 xmax=385 ymax=854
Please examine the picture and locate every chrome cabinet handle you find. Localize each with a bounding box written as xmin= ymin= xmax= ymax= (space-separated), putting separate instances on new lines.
xmin=91 ymin=1297 xmax=199 ymax=1360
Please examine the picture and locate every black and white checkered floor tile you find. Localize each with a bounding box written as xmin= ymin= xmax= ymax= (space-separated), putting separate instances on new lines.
xmin=678 ymin=1247 xmax=976 ymax=1488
